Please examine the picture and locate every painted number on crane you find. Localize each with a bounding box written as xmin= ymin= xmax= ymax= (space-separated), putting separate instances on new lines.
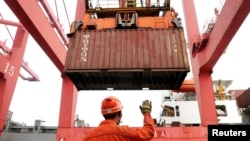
xmin=4 ymin=62 xmax=15 ymax=77
xmin=81 ymin=34 xmax=90 ymax=62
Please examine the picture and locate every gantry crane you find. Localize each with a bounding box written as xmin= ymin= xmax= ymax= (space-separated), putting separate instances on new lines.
xmin=1 ymin=0 xmax=250 ymax=140
xmin=0 ymin=19 xmax=39 ymax=135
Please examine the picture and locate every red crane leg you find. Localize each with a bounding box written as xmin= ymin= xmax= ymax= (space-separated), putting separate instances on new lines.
xmin=57 ymin=0 xmax=85 ymax=139
xmin=182 ymin=0 xmax=218 ymax=126
xmin=58 ymin=75 xmax=78 ymax=128
xmin=4 ymin=0 xmax=81 ymax=135
xmin=0 ymin=27 xmax=28 ymax=134
xmin=195 ymin=71 xmax=218 ymax=125
xmin=56 ymin=0 xmax=86 ymax=140
xmin=57 ymin=75 xmax=78 ymax=141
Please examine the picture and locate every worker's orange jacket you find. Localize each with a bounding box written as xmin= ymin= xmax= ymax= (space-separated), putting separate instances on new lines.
xmin=83 ymin=113 xmax=155 ymax=141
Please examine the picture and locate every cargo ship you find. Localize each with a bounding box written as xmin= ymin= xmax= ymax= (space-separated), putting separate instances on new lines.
xmin=0 ymin=80 xmax=244 ymax=141
xmin=1 ymin=0 xmax=250 ymax=141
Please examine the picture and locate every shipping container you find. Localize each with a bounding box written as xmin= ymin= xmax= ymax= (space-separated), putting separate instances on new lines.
xmin=64 ymin=28 xmax=190 ymax=90
xmin=236 ymin=88 xmax=250 ymax=108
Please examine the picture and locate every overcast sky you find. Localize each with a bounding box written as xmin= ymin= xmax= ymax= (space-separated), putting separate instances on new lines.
xmin=1 ymin=0 xmax=250 ymax=127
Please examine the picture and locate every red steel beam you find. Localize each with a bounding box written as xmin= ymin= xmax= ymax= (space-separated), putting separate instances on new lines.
xmin=20 ymin=61 xmax=40 ymax=81
xmin=38 ymin=0 xmax=69 ymax=46
xmin=4 ymin=0 xmax=82 ymax=131
xmin=4 ymin=0 xmax=67 ymax=72
xmin=1 ymin=40 xmax=39 ymax=81
xmin=182 ymin=0 xmax=250 ymax=126
xmin=200 ymin=0 xmax=250 ymax=106
xmin=0 ymin=27 xmax=28 ymax=135
xmin=57 ymin=0 xmax=85 ymax=131
xmin=4 ymin=0 xmax=80 ymax=130
xmin=0 ymin=19 xmax=23 ymax=27
xmin=58 ymin=75 xmax=78 ymax=128
xmin=199 ymin=0 xmax=250 ymax=70
xmin=182 ymin=0 xmax=218 ymax=126
xmin=5 ymin=0 xmax=246 ymax=140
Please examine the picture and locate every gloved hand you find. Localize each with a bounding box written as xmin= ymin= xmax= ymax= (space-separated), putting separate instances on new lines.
xmin=139 ymin=100 xmax=152 ymax=114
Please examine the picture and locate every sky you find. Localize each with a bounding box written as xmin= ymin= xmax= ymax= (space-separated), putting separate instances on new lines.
xmin=1 ymin=0 xmax=250 ymax=127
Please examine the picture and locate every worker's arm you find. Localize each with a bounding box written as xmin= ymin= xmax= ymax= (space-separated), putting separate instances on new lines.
xmin=119 ymin=112 xmax=155 ymax=141
xmin=142 ymin=112 xmax=155 ymax=136
xmin=130 ymin=100 xmax=155 ymax=140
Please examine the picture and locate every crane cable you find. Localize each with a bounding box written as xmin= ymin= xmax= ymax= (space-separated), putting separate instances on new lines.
xmin=54 ymin=0 xmax=59 ymax=22
xmin=54 ymin=0 xmax=71 ymax=28
xmin=0 ymin=13 xmax=14 ymax=42
xmin=62 ymin=0 xmax=71 ymax=28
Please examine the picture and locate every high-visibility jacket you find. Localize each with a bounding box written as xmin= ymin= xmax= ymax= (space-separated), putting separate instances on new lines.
xmin=83 ymin=113 xmax=155 ymax=141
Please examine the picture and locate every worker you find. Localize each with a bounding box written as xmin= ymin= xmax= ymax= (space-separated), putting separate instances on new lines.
xmin=83 ymin=96 xmax=155 ymax=141
xmin=216 ymin=80 xmax=226 ymax=100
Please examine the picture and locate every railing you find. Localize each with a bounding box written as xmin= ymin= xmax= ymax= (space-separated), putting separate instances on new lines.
xmin=201 ymin=0 xmax=226 ymax=34
xmin=88 ymin=0 xmax=167 ymax=9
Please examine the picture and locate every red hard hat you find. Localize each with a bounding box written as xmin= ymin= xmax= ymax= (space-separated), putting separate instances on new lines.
xmin=101 ymin=96 xmax=123 ymax=115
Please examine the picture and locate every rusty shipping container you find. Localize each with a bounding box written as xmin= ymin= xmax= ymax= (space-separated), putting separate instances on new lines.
xmin=64 ymin=28 xmax=190 ymax=90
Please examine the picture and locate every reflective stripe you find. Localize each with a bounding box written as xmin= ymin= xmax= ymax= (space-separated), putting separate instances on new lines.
xmin=102 ymin=105 xmax=123 ymax=114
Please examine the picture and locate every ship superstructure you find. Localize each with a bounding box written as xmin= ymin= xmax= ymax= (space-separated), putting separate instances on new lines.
xmin=158 ymin=80 xmax=242 ymax=126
